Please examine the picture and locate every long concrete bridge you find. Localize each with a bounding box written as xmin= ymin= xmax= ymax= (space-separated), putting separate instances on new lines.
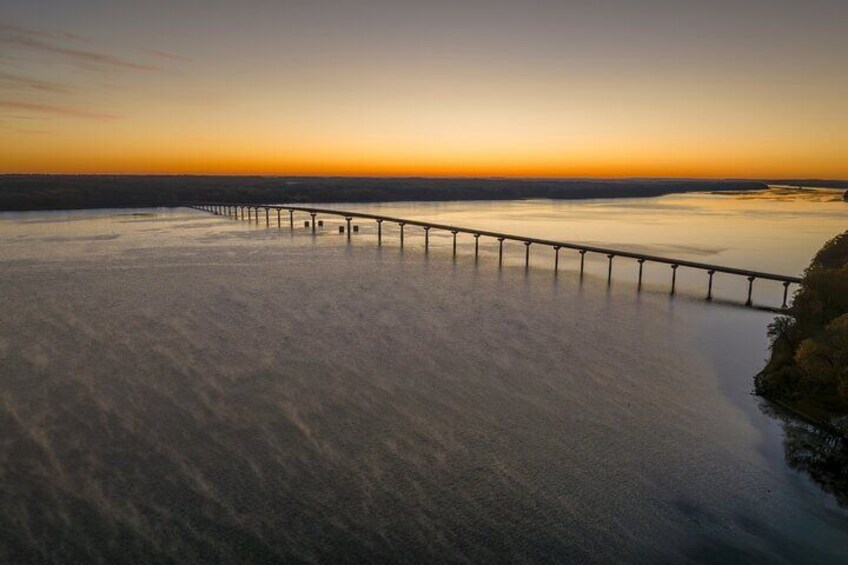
xmin=189 ymin=202 xmax=802 ymax=309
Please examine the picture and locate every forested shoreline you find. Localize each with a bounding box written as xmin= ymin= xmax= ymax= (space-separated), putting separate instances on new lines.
xmin=757 ymin=231 xmax=848 ymax=435
xmin=0 ymin=175 xmax=768 ymax=211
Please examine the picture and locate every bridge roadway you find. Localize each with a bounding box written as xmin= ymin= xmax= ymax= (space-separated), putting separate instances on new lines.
xmin=189 ymin=202 xmax=802 ymax=309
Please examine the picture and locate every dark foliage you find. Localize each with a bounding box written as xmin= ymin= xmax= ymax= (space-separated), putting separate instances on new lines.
xmin=756 ymin=231 xmax=848 ymax=418
xmin=0 ymin=175 xmax=769 ymax=211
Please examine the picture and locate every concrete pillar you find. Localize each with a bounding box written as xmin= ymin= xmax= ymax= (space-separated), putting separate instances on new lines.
xmin=670 ymin=264 xmax=679 ymax=295
xmin=782 ymin=281 xmax=790 ymax=309
xmin=277 ymin=209 xmax=281 ymax=227
xmin=746 ymin=276 xmax=755 ymax=307
xmin=424 ymin=226 xmax=430 ymax=252
xmin=451 ymin=230 xmax=458 ymax=257
xmin=265 ymin=208 xmax=270 ymax=226
xmin=399 ymin=222 xmax=405 ymax=249
xmin=474 ymin=234 xmax=481 ymax=260
xmin=310 ymin=213 xmax=316 ymax=234
xmin=524 ymin=242 xmax=531 ymax=269
xmin=707 ymin=270 xmax=715 ymax=300
xmin=498 ymin=237 xmax=505 ymax=266
xmin=607 ymin=254 xmax=615 ymax=284
xmin=377 ymin=219 xmax=383 ymax=246
xmin=554 ymin=246 xmax=561 ymax=272
xmin=346 ymin=217 xmax=352 ymax=241
xmin=289 ymin=209 xmax=294 ymax=229
xmin=579 ymin=250 xmax=587 ymax=277
xmin=637 ymin=259 xmax=646 ymax=290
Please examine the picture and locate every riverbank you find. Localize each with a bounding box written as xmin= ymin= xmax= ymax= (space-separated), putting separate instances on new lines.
xmin=0 ymin=175 xmax=767 ymax=211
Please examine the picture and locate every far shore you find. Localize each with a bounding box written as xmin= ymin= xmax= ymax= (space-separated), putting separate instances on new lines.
xmin=0 ymin=175 xmax=773 ymax=212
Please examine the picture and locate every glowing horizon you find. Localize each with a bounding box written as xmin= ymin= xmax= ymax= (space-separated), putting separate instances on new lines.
xmin=2 ymin=1 xmax=848 ymax=178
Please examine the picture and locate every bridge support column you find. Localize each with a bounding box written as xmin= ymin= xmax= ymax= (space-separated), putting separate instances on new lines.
xmin=310 ymin=213 xmax=317 ymax=234
xmin=554 ymin=246 xmax=561 ymax=273
xmin=498 ymin=238 xmax=505 ymax=267
xmin=579 ymin=250 xmax=587 ymax=277
xmin=670 ymin=264 xmax=679 ymax=295
xmin=524 ymin=242 xmax=531 ymax=269
xmin=289 ymin=209 xmax=294 ymax=229
xmin=474 ymin=234 xmax=480 ymax=260
xmin=782 ymin=281 xmax=790 ymax=309
xmin=451 ymin=230 xmax=458 ymax=257
xmin=637 ymin=259 xmax=645 ymax=290
xmin=707 ymin=270 xmax=715 ymax=300
xmin=277 ymin=209 xmax=281 ymax=227
xmin=399 ymin=223 xmax=405 ymax=249
xmin=266 ymin=208 xmax=270 ymax=226
xmin=346 ymin=217 xmax=352 ymax=241
xmin=607 ymin=254 xmax=615 ymax=285
xmin=424 ymin=226 xmax=430 ymax=253
xmin=746 ymin=276 xmax=755 ymax=307
xmin=377 ymin=220 xmax=383 ymax=246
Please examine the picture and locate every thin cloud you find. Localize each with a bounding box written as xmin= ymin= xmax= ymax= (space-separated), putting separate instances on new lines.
xmin=0 ymin=25 xmax=161 ymax=71
xmin=0 ymin=70 xmax=69 ymax=93
xmin=0 ymin=100 xmax=120 ymax=121
xmin=146 ymin=49 xmax=192 ymax=62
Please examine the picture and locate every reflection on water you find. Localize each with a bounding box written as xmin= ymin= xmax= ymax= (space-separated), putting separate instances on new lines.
xmin=761 ymin=402 xmax=848 ymax=507
xmin=0 ymin=196 xmax=847 ymax=563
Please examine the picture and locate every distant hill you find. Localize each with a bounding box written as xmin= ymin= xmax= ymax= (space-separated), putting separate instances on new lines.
xmin=0 ymin=175 xmax=767 ymax=211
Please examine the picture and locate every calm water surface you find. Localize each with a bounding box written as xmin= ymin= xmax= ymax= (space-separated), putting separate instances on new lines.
xmin=0 ymin=189 xmax=846 ymax=563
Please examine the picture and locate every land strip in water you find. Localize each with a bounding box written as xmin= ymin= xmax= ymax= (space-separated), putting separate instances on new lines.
xmin=0 ymin=175 xmax=769 ymax=211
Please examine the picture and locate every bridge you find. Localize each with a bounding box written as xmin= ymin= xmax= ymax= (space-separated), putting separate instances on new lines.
xmin=189 ymin=202 xmax=802 ymax=309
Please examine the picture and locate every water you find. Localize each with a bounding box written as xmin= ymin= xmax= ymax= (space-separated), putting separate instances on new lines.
xmin=0 ymin=190 xmax=846 ymax=563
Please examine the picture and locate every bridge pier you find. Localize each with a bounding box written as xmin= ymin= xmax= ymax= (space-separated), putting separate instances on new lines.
xmin=451 ymin=230 xmax=458 ymax=257
xmin=346 ymin=217 xmax=352 ymax=241
xmin=746 ymin=276 xmax=756 ymax=307
xmin=498 ymin=238 xmax=505 ymax=267
xmin=399 ymin=222 xmax=405 ymax=249
xmin=782 ymin=281 xmax=790 ymax=309
xmin=524 ymin=242 xmax=531 ymax=269
xmin=424 ymin=226 xmax=430 ymax=253
xmin=707 ymin=270 xmax=715 ymax=300
xmin=377 ymin=219 xmax=383 ymax=246
xmin=637 ymin=258 xmax=645 ymax=290
xmin=277 ymin=209 xmax=281 ymax=227
xmin=579 ymin=250 xmax=587 ymax=277
xmin=607 ymin=254 xmax=615 ymax=285
xmin=266 ymin=208 xmax=270 ymax=226
xmin=474 ymin=234 xmax=480 ymax=260
xmin=554 ymin=246 xmax=561 ymax=273
xmin=289 ymin=209 xmax=294 ymax=229
xmin=310 ymin=213 xmax=317 ymax=234
xmin=671 ymin=264 xmax=679 ymax=295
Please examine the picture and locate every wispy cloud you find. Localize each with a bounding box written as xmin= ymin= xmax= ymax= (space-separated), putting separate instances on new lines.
xmin=0 ymin=100 xmax=119 ymax=121
xmin=145 ymin=49 xmax=192 ymax=62
xmin=0 ymin=70 xmax=69 ymax=93
xmin=0 ymin=24 xmax=161 ymax=71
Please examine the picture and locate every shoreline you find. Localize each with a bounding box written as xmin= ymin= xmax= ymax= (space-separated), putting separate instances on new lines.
xmin=0 ymin=175 xmax=768 ymax=212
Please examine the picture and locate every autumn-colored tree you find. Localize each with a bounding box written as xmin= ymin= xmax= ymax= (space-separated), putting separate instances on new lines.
xmin=756 ymin=231 xmax=848 ymax=416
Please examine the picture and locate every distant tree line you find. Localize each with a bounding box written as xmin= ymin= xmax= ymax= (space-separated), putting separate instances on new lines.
xmin=757 ymin=231 xmax=848 ymax=431
xmin=0 ymin=175 xmax=770 ymax=211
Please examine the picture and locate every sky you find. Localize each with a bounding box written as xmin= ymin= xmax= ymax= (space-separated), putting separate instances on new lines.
xmin=1 ymin=0 xmax=847 ymax=177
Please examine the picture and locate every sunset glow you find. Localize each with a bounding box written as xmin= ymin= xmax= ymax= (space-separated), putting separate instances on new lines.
xmin=2 ymin=1 xmax=847 ymax=177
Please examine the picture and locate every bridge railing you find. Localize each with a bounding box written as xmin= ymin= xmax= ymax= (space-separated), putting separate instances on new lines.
xmin=188 ymin=202 xmax=802 ymax=309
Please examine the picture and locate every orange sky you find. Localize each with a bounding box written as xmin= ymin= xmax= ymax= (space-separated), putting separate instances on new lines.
xmin=2 ymin=2 xmax=848 ymax=178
